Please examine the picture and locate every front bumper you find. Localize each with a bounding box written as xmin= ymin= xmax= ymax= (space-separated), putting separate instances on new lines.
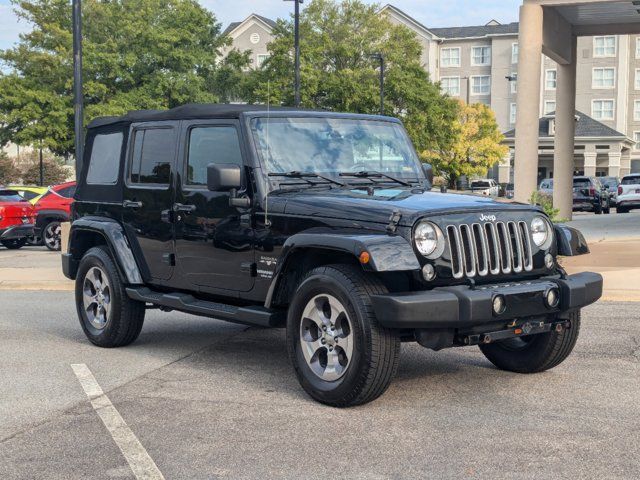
xmin=0 ymin=224 xmax=35 ymax=241
xmin=371 ymin=272 xmax=602 ymax=329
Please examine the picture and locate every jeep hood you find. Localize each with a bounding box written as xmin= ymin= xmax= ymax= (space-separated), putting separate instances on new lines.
xmin=273 ymin=187 xmax=537 ymax=226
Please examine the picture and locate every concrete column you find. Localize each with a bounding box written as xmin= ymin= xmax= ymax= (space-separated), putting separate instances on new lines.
xmin=552 ymin=36 xmax=577 ymax=221
xmin=583 ymin=149 xmax=597 ymax=177
xmin=608 ymin=151 xmax=622 ymax=178
xmin=514 ymin=4 xmax=544 ymax=203
xmin=620 ymin=148 xmax=631 ymax=177
xmin=498 ymin=152 xmax=512 ymax=184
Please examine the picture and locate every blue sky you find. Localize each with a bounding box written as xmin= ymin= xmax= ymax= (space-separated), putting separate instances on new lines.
xmin=0 ymin=0 xmax=521 ymax=51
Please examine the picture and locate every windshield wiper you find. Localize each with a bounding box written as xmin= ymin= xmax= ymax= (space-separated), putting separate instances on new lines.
xmin=338 ymin=170 xmax=413 ymax=187
xmin=268 ymin=171 xmax=346 ymax=187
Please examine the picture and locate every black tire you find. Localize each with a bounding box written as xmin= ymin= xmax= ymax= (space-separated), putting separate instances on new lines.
xmin=594 ymin=203 xmax=602 ymax=214
xmin=75 ymin=246 xmax=145 ymax=348
xmin=604 ymin=201 xmax=611 ymax=214
xmin=479 ymin=311 xmax=581 ymax=373
xmin=617 ymin=206 xmax=628 ymax=214
xmin=1 ymin=238 xmax=27 ymax=249
xmin=286 ymin=264 xmax=401 ymax=407
xmin=43 ymin=220 xmax=62 ymax=251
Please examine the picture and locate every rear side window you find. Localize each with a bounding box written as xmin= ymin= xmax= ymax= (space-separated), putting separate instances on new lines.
xmin=0 ymin=190 xmax=24 ymax=202
xmin=621 ymin=176 xmax=640 ymax=185
xmin=57 ymin=185 xmax=76 ymax=198
xmin=130 ymin=128 xmax=174 ymax=185
xmin=86 ymin=132 xmax=123 ymax=185
xmin=19 ymin=191 xmax=39 ymax=201
xmin=186 ymin=126 xmax=243 ymax=186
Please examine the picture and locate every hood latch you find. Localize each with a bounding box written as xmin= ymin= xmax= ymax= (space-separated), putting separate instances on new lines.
xmin=386 ymin=209 xmax=402 ymax=233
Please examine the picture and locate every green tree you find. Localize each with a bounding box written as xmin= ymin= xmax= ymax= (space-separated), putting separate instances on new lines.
xmin=0 ymin=151 xmax=21 ymax=184
xmin=245 ymin=0 xmax=459 ymax=156
xmin=19 ymin=149 xmax=69 ymax=185
xmin=424 ymin=101 xmax=509 ymax=188
xmin=0 ymin=0 xmax=248 ymax=157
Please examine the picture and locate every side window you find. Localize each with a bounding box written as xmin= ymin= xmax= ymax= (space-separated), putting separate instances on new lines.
xmin=58 ymin=186 xmax=76 ymax=198
xmin=86 ymin=132 xmax=123 ymax=185
xmin=130 ymin=128 xmax=174 ymax=185
xmin=186 ymin=126 xmax=243 ymax=186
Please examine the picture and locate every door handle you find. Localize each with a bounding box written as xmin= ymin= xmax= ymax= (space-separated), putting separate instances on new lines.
xmin=173 ymin=203 xmax=196 ymax=213
xmin=123 ymin=200 xmax=143 ymax=209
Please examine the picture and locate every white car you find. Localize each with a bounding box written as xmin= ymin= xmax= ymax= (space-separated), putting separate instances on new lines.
xmin=470 ymin=179 xmax=500 ymax=197
xmin=616 ymin=174 xmax=640 ymax=213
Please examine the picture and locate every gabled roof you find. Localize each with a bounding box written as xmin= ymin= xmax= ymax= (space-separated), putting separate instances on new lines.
xmin=379 ymin=4 xmax=436 ymax=39
xmin=222 ymin=14 xmax=277 ymax=37
xmin=430 ymin=22 xmax=519 ymax=39
xmin=503 ymin=111 xmax=628 ymax=139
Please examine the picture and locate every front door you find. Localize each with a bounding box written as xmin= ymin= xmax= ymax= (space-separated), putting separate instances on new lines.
xmin=174 ymin=120 xmax=255 ymax=293
xmin=122 ymin=122 xmax=177 ymax=281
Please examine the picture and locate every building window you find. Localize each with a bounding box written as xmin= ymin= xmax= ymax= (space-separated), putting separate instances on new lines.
xmin=471 ymin=75 xmax=491 ymax=95
xmin=636 ymin=38 xmax=640 ymax=58
xmin=510 ymin=73 xmax=517 ymax=94
xmin=545 ymin=70 xmax=557 ymax=90
xmin=592 ymin=100 xmax=615 ymax=121
xmin=471 ymin=46 xmax=491 ymax=66
xmin=510 ymin=103 xmax=517 ymax=125
xmin=635 ymin=132 xmax=640 ymax=150
xmin=593 ymin=36 xmax=616 ymax=57
xmin=440 ymin=48 xmax=461 ymax=67
xmin=634 ymin=100 xmax=640 ymax=121
xmin=636 ymin=69 xmax=640 ymax=90
xmin=250 ymin=32 xmax=261 ymax=44
xmin=440 ymin=76 xmax=460 ymax=96
xmin=256 ymin=54 xmax=270 ymax=68
xmin=544 ymin=101 xmax=556 ymax=115
xmin=592 ymin=67 xmax=615 ymax=88
xmin=512 ymin=43 xmax=519 ymax=64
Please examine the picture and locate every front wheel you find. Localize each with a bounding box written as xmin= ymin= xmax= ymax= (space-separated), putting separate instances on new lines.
xmin=1 ymin=238 xmax=27 ymax=249
xmin=479 ymin=311 xmax=581 ymax=373
xmin=43 ymin=220 xmax=62 ymax=251
xmin=286 ymin=264 xmax=400 ymax=407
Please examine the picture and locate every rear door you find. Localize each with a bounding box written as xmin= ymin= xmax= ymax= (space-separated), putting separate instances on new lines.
xmin=122 ymin=122 xmax=177 ymax=281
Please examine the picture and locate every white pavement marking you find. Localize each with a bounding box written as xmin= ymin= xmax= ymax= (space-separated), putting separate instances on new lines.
xmin=71 ymin=364 xmax=165 ymax=480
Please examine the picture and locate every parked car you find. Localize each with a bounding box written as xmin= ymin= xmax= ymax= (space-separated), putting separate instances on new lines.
xmin=0 ymin=188 xmax=36 ymax=249
xmin=63 ymin=104 xmax=602 ymax=407
xmin=573 ymin=176 xmax=611 ymax=214
xmin=538 ymin=178 xmax=554 ymax=197
xmin=470 ymin=179 xmax=499 ymax=196
xmin=33 ymin=181 xmax=76 ymax=250
xmin=504 ymin=183 xmax=514 ymax=199
xmin=600 ymin=177 xmax=620 ymax=207
xmin=7 ymin=185 xmax=48 ymax=205
xmin=616 ymin=174 xmax=640 ymax=213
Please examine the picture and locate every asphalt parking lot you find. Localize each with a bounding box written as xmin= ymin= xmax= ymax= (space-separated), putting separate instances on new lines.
xmin=1 ymin=291 xmax=639 ymax=479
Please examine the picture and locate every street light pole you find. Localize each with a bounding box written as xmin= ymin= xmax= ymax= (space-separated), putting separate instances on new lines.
xmin=72 ymin=0 xmax=84 ymax=177
xmin=284 ymin=0 xmax=303 ymax=107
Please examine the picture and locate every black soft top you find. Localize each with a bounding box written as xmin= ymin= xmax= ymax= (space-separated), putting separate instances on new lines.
xmin=87 ymin=104 xmax=311 ymax=129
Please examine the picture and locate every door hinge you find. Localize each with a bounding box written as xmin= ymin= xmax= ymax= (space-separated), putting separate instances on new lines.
xmin=241 ymin=262 xmax=257 ymax=276
xmin=162 ymin=253 xmax=176 ymax=266
xmin=387 ymin=209 xmax=402 ymax=233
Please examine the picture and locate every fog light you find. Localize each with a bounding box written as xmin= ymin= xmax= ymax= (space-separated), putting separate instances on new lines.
xmin=545 ymin=253 xmax=555 ymax=269
xmin=545 ymin=288 xmax=560 ymax=308
xmin=422 ymin=263 xmax=436 ymax=282
xmin=492 ymin=295 xmax=506 ymax=315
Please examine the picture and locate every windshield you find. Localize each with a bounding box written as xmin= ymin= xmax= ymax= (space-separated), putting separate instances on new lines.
xmin=250 ymin=117 xmax=421 ymax=180
xmin=471 ymin=181 xmax=491 ymax=188
xmin=621 ymin=176 xmax=640 ymax=185
xmin=601 ymin=177 xmax=618 ymax=188
xmin=573 ymin=179 xmax=591 ymax=189
xmin=0 ymin=190 xmax=25 ymax=202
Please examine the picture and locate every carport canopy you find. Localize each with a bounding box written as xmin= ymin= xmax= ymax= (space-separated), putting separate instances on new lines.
xmin=514 ymin=0 xmax=640 ymax=219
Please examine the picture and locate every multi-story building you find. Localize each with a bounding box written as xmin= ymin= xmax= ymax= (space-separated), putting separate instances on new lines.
xmin=223 ymin=4 xmax=640 ymax=183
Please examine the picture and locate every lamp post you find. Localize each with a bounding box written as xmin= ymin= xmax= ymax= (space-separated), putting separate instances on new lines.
xmin=369 ymin=53 xmax=385 ymax=116
xmin=461 ymin=76 xmax=472 ymax=104
xmin=284 ymin=0 xmax=303 ymax=107
xmin=72 ymin=0 xmax=84 ymax=176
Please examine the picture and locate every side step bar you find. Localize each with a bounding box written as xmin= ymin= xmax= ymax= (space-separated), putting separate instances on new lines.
xmin=126 ymin=287 xmax=285 ymax=328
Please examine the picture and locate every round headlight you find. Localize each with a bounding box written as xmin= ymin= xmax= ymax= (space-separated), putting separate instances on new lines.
xmin=531 ymin=217 xmax=550 ymax=247
xmin=414 ymin=221 xmax=444 ymax=258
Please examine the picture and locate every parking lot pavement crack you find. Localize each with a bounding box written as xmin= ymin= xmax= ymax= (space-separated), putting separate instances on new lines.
xmin=0 ymin=326 xmax=252 ymax=445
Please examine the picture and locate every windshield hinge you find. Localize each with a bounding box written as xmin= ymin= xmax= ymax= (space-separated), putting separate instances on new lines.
xmin=386 ymin=210 xmax=402 ymax=233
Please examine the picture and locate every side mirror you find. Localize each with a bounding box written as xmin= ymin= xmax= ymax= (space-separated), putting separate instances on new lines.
xmin=207 ymin=164 xmax=242 ymax=192
xmin=422 ymin=163 xmax=434 ymax=186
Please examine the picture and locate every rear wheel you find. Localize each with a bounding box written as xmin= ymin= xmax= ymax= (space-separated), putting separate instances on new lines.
xmin=76 ymin=246 xmax=145 ymax=347
xmin=603 ymin=201 xmax=611 ymax=214
xmin=617 ymin=206 xmax=628 ymax=213
xmin=594 ymin=203 xmax=602 ymax=214
xmin=1 ymin=238 xmax=27 ymax=249
xmin=43 ymin=220 xmax=62 ymax=251
xmin=286 ymin=264 xmax=401 ymax=407
xmin=479 ymin=311 xmax=580 ymax=373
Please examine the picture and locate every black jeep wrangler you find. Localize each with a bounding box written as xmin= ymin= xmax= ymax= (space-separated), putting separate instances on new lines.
xmin=63 ymin=104 xmax=602 ymax=407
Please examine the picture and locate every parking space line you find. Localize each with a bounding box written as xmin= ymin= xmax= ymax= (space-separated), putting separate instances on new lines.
xmin=71 ymin=364 xmax=165 ymax=480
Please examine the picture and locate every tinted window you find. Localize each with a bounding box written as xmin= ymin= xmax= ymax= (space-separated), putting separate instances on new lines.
xmin=621 ymin=176 xmax=640 ymax=185
xmin=0 ymin=190 xmax=24 ymax=202
xmin=601 ymin=178 xmax=618 ymax=188
xmin=130 ymin=128 xmax=174 ymax=184
xmin=86 ymin=132 xmax=123 ymax=184
xmin=187 ymin=126 xmax=242 ymax=186
xmin=573 ymin=179 xmax=591 ymax=188
xmin=471 ymin=181 xmax=491 ymax=188
xmin=57 ymin=185 xmax=76 ymax=198
xmin=19 ymin=191 xmax=39 ymax=201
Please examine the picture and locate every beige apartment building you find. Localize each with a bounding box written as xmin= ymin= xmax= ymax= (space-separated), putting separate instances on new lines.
xmin=224 ymin=4 xmax=640 ymax=184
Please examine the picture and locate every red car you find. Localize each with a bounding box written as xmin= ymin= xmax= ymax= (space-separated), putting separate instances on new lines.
xmin=0 ymin=188 xmax=36 ymax=249
xmin=33 ymin=181 xmax=76 ymax=251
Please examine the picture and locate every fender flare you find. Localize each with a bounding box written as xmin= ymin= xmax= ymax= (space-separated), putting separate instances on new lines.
xmin=35 ymin=209 xmax=70 ymax=230
xmin=265 ymin=232 xmax=420 ymax=307
xmin=68 ymin=217 xmax=143 ymax=284
xmin=554 ymin=224 xmax=589 ymax=256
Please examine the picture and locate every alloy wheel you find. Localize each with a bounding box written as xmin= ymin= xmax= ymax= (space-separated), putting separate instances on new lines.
xmin=82 ymin=266 xmax=112 ymax=330
xmin=44 ymin=222 xmax=61 ymax=250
